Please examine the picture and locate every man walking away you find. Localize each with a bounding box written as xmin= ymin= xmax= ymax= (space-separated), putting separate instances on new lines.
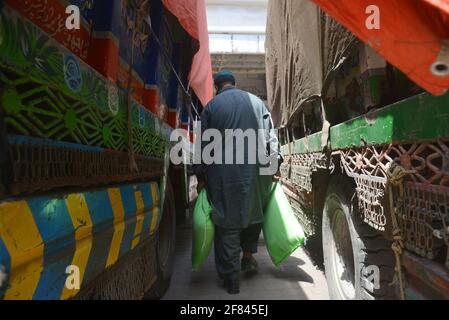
xmin=195 ymin=70 xmax=281 ymax=295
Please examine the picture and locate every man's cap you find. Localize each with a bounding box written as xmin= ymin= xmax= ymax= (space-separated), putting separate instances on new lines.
xmin=213 ymin=70 xmax=236 ymax=86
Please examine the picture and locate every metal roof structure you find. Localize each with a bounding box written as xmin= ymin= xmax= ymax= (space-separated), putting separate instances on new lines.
xmin=206 ymin=0 xmax=267 ymax=100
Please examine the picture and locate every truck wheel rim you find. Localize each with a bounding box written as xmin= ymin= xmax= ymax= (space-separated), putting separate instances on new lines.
xmin=330 ymin=206 xmax=356 ymax=300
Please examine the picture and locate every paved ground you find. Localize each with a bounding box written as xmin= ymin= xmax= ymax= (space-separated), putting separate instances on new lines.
xmin=164 ymin=223 xmax=329 ymax=300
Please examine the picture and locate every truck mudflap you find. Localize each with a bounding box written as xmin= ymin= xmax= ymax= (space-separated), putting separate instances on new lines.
xmin=0 ymin=181 xmax=161 ymax=300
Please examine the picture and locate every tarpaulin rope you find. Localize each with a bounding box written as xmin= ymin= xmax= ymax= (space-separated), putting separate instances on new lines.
xmin=386 ymin=163 xmax=416 ymax=300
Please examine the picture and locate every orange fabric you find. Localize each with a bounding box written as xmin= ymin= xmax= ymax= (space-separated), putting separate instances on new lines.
xmin=162 ymin=0 xmax=214 ymax=106
xmin=313 ymin=0 xmax=449 ymax=95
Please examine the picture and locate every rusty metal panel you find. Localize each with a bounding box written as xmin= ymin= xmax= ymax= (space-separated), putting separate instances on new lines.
xmin=4 ymin=136 xmax=164 ymax=197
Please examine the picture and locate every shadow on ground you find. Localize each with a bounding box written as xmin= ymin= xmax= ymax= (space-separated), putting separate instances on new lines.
xmin=163 ymin=222 xmax=329 ymax=300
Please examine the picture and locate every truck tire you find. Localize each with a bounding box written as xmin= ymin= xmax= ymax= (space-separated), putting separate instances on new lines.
xmin=322 ymin=176 xmax=396 ymax=300
xmin=170 ymin=168 xmax=188 ymax=225
xmin=144 ymin=180 xmax=176 ymax=299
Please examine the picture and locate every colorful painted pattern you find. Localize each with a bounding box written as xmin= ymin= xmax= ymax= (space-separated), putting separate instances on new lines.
xmin=0 ymin=181 xmax=161 ymax=300
xmin=281 ymin=91 xmax=449 ymax=155
xmin=0 ymin=4 xmax=170 ymax=159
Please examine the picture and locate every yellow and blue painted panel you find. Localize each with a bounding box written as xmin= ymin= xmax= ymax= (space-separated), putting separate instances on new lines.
xmin=0 ymin=182 xmax=161 ymax=300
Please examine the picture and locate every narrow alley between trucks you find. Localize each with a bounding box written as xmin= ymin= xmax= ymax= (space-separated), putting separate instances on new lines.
xmin=164 ymin=221 xmax=329 ymax=300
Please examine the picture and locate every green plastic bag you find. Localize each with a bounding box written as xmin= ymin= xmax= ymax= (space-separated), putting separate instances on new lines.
xmin=192 ymin=190 xmax=215 ymax=271
xmin=263 ymin=183 xmax=306 ymax=267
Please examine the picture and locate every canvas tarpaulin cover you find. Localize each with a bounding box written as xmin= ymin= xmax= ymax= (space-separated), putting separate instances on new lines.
xmin=266 ymin=0 xmax=449 ymax=127
xmin=162 ymin=0 xmax=214 ymax=107
xmin=265 ymin=0 xmax=355 ymax=127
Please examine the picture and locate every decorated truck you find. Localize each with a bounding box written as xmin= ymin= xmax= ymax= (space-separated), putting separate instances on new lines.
xmin=0 ymin=0 xmax=212 ymax=299
xmin=266 ymin=0 xmax=449 ymax=299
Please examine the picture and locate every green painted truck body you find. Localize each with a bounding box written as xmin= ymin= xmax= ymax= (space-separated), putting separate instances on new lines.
xmin=282 ymin=92 xmax=449 ymax=155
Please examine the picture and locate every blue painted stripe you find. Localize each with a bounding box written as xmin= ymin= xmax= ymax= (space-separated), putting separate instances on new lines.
xmin=139 ymin=183 xmax=154 ymax=242
xmin=28 ymin=197 xmax=76 ymax=300
xmin=119 ymin=185 xmax=138 ymax=257
xmin=91 ymin=0 xmax=121 ymax=34
xmin=84 ymin=191 xmax=115 ymax=238
xmin=0 ymin=237 xmax=11 ymax=300
xmin=82 ymin=191 xmax=115 ymax=286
